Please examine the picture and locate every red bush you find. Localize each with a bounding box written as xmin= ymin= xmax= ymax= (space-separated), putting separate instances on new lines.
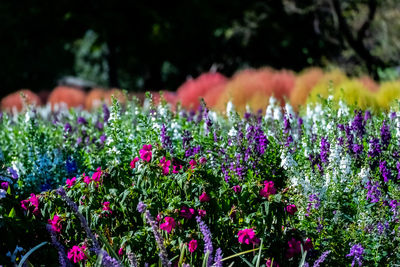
xmin=48 ymin=86 xmax=86 ymax=109
xmin=177 ymin=72 xmax=228 ymax=109
xmin=85 ymin=88 xmax=106 ymax=110
xmin=1 ymin=89 xmax=41 ymax=112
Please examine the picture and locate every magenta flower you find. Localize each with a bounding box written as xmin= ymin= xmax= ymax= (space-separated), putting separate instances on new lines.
xmin=21 ymin=199 xmax=30 ymax=210
xmin=139 ymin=144 xmax=152 ymax=162
xmin=199 ymin=192 xmax=210 ymax=202
xmin=66 ymin=177 xmax=76 ymax=188
xmin=260 ymin=181 xmax=277 ymax=198
xmin=102 ymin=201 xmax=112 ymax=215
xmin=180 ymin=206 xmax=195 ymax=219
xmin=1 ymin=182 xmax=8 ymax=190
xmin=286 ymin=204 xmax=297 ymax=215
xmin=188 ymin=239 xmax=198 ymax=253
xmin=285 ymin=238 xmax=302 ymax=258
xmin=197 ymin=209 xmax=206 ymax=217
xmin=130 ymin=157 xmax=140 ymax=169
xmin=48 ymin=214 xmax=62 ymax=233
xmin=83 ymin=173 xmax=91 ymax=184
xmin=160 ymin=217 xmax=176 ymax=233
xmin=118 ymin=247 xmax=124 ymax=256
xmin=189 ymin=159 xmax=197 ymax=169
xmin=92 ymin=167 xmax=103 ymax=183
xmin=173 ymin=165 xmax=183 ymax=174
xmin=232 ymin=185 xmax=242 ymax=193
xmin=67 ymin=245 xmax=87 ymax=263
xmin=238 ymin=228 xmax=260 ymax=245
xmin=21 ymin=193 xmax=40 ymax=216
xmin=199 ymin=157 xmax=207 ymax=164
xmin=304 ymin=238 xmax=313 ymax=251
xmin=160 ymin=157 xmax=171 ymax=175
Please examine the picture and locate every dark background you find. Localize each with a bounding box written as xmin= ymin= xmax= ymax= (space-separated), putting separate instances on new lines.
xmin=0 ymin=0 xmax=398 ymax=97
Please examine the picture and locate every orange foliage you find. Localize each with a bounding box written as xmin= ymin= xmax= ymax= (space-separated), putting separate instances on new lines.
xmin=289 ymin=68 xmax=324 ymax=110
xmin=48 ymin=86 xmax=86 ymax=109
xmin=104 ymin=88 xmax=126 ymax=106
xmin=215 ymin=68 xmax=295 ymax=114
xmin=358 ymin=76 xmax=379 ymax=92
xmin=203 ymin=83 xmax=226 ymax=108
xmin=1 ymin=89 xmax=41 ymax=111
xmin=177 ymin=72 xmax=228 ymax=109
xmin=85 ymin=88 xmax=106 ymax=110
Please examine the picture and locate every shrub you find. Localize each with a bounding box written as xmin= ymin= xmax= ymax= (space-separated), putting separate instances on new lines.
xmin=48 ymin=86 xmax=86 ymax=109
xmin=177 ymin=72 xmax=227 ymax=109
xmin=307 ymin=69 xmax=348 ymax=104
xmin=289 ymin=68 xmax=324 ymax=111
xmin=216 ymin=68 xmax=295 ymax=114
xmin=1 ymin=89 xmax=41 ymax=112
xmin=376 ymin=81 xmax=400 ymax=110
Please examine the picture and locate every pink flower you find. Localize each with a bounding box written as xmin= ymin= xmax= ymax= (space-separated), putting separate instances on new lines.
xmin=286 ymin=204 xmax=297 ymax=215
xmin=92 ymin=167 xmax=103 ymax=183
xmin=304 ymin=238 xmax=313 ymax=251
xmin=238 ymin=228 xmax=260 ymax=245
xmin=259 ymin=181 xmax=276 ymax=198
xmin=67 ymin=245 xmax=87 ymax=263
xmin=102 ymin=201 xmax=112 ymax=215
xmin=48 ymin=214 xmax=62 ymax=233
xmin=199 ymin=157 xmax=207 ymax=164
xmin=160 ymin=157 xmax=171 ymax=175
xmin=29 ymin=193 xmax=39 ymax=209
xmin=180 ymin=206 xmax=195 ymax=219
xmin=189 ymin=159 xmax=197 ymax=169
xmin=118 ymin=247 xmax=124 ymax=256
xmin=83 ymin=173 xmax=91 ymax=184
xmin=232 ymin=185 xmax=242 ymax=193
xmin=197 ymin=209 xmax=206 ymax=217
xmin=66 ymin=177 xmax=76 ymax=188
xmin=285 ymin=238 xmax=301 ymax=258
xmin=160 ymin=217 xmax=176 ymax=233
xmin=199 ymin=192 xmax=210 ymax=202
xmin=173 ymin=165 xmax=183 ymax=174
xmin=139 ymin=144 xmax=152 ymax=162
xmin=21 ymin=193 xmax=40 ymax=216
xmin=1 ymin=182 xmax=8 ymax=190
xmin=188 ymin=239 xmax=198 ymax=253
xmin=21 ymin=199 xmax=30 ymax=210
xmin=130 ymin=157 xmax=140 ymax=169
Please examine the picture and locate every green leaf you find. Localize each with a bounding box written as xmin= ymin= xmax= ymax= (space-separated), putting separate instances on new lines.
xmin=202 ymin=250 xmax=210 ymax=267
xmin=96 ymin=230 xmax=121 ymax=262
xmin=8 ymin=207 xmax=16 ymax=218
xmin=256 ymin=239 xmax=263 ymax=267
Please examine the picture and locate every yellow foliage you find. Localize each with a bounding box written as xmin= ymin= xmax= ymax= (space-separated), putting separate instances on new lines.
xmin=333 ymin=80 xmax=377 ymax=110
xmin=308 ymin=69 xmax=348 ymax=103
xmin=376 ymin=81 xmax=400 ymax=110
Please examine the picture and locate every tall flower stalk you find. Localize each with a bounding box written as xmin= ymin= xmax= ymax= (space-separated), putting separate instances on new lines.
xmin=137 ymin=202 xmax=171 ymax=266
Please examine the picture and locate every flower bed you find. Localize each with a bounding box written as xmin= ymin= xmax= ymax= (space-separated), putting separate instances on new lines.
xmin=0 ymin=95 xmax=400 ymax=266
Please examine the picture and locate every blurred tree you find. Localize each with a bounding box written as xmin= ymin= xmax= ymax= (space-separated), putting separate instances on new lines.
xmin=283 ymin=0 xmax=400 ymax=79
xmin=0 ymin=0 xmax=398 ymax=98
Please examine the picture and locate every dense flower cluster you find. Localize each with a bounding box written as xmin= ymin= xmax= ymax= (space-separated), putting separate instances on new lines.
xmin=2 ymin=95 xmax=400 ymax=266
